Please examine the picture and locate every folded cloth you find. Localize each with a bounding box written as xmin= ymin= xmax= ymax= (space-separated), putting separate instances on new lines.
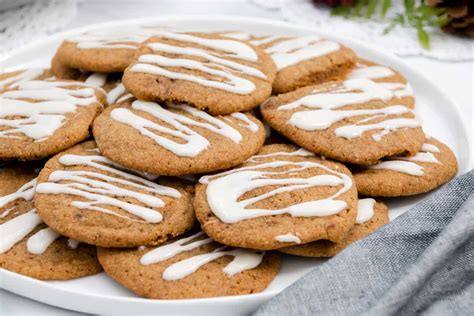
xmin=255 ymin=170 xmax=474 ymax=316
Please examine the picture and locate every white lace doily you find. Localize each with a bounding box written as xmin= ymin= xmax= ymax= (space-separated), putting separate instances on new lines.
xmin=0 ymin=0 xmax=78 ymax=57
xmin=254 ymin=0 xmax=474 ymax=61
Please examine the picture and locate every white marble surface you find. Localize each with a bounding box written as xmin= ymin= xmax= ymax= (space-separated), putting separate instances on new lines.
xmin=0 ymin=0 xmax=473 ymax=315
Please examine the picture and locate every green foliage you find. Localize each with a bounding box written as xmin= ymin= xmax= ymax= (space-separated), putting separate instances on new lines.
xmin=330 ymin=0 xmax=448 ymax=50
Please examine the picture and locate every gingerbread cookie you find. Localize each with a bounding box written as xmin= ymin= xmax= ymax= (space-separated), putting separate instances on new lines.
xmin=0 ymin=168 xmax=101 ymax=280
xmin=279 ymin=199 xmax=388 ymax=257
xmin=0 ymin=68 xmax=51 ymax=92
xmin=262 ymin=78 xmax=423 ymax=165
xmin=252 ymin=35 xmax=356 ymax=94
xmin=0 ymin=79 xmax=105 ymax=161
xmin=98 ymin=231 xmax=280 ymax=299
xmin=122 ymin=31 xmax=276 ymax=115
xmin=353 ymin=137 xmax=458 ymax=196
xmin=194 ymin=144 xmax=358 ymax=250
xmin=93 ymin=99 xmax=266 ymax=176
xmin=347 ymin=58 xmax=414 ymax=108
xmin=55 ymin=26 xmax=162 ymax=73
xmin=35 ymin=141 xmax=195 ymax=247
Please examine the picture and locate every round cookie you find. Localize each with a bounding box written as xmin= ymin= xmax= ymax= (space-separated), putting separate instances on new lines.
xmin=122 ymin=31 xmax=276 ymax=115
xmin=261 ymin=79 xmax=424 ymax=165
xmin=194 ymin=144 xmax=358 ymax=250
xmin=93 ymin=99 xmax=266 ymax=176
xmin=97 ymin=231 xmax=280 ymax=299
xmin=55 ymin=26 xmax=161 ymax=73
xmin=353 ymin=137 xmax=458 ymax=196
xmin=35 ymin=141 xmax=195 ymax=248
xmin=250 ymin=35 xmax=356 ymax=94
xmin=279 ymin=199 xmax=389 ymax=257
xmin=0 ymin=79 xmax=105 ymax=161
xmin=346 ymin=58 xmax=414 ymax=109
xmin=0 ymin=68 xmax=51 ymax=92
xmin=0 ymin=168 xmax=101 ymax=280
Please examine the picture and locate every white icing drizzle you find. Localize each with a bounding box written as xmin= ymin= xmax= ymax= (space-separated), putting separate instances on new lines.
xmin=277 ymin=78 xmax=419 ymax=141
xmin=85 ymin=73 xmax=108 ymax=87
xmin=0 ymin=80 xmax=100 ymax=141
xmin=349 ymin=65 xmax=395 ymax=80
xmin=0 ymin=68 xmax=45 ymax=90
xmin=368 ymin=142 xmax=441 ymax=176
xmin=35 ymin=153 xmax=181 ymax=223
xmin=140 ymin=231 xmax=213 ymax=265
xmin=199 ymin=154 xmax=352 ymax=224
xmin=67 ymin=26 xmax=162 ymax=49
xmin=229 ymin=113 xmax=259 ymax=132
xmin=0 ymin=178 xmax=70 ymax=255
xmin=263 ymin=35 xmax=341 ymax=71
xmin=356 ymin=198 xmax=375 ymax=224
xmin=140 ymin=231 xmax=265 ymax=281
xmin=246 ymin=148 xmax=314 ymax=163
xmin=0 ymin=209 xmax=42 ymax=254
xmin=422 ymin=143 xmax=440 ymax=153
xmin=275 ymin=233 xmax=301 ymax=243
xmin=106 ymin=83 xmax=126 ymax=104
xmin=67 ymin=238 xmax=80 ymax=249
xmin=250 ymin=35 xmax=283 ymax=46
xmin=129 ymin=31 xmax=264 ymax=94
xmin=110 ymin=100 xmax=243 ymax=157
xmin=26 ymin=227 xmax=61 ymax=254
xmin=163 ymin=248 xmax=264 ymax=281
xmin=0 ymin=178 xmax=36 ymax=208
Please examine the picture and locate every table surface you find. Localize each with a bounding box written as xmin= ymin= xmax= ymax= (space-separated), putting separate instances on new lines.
xmin=1 ymin=0 xmax=473 ymax=315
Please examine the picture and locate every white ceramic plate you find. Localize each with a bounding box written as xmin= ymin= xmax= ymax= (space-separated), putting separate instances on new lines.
xmin=0 ymin=16 xmax=472 ymax=316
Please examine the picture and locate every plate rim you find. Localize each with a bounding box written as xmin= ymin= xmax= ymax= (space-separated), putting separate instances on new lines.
xmin=1 ymin=14 xmax=472 ymax=313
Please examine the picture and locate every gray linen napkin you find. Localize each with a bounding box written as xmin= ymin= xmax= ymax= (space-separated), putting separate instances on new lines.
xmin=255 ymin=170 xmax=474 ymax=316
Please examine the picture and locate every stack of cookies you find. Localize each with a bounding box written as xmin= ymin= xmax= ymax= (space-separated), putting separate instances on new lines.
xmin=0 ymin=26 xmax=458 ymax=299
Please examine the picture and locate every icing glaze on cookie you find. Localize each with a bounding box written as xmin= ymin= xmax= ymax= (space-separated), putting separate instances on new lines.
xmin=246 ymin=148 xmax=314 ymax=163
xmin=368 ymin=142 xmax=441 ymax=176
xmin=199 ymin=149 xmax=352 ymax=224
xmin=36 ymin=152 xmax=181 ymax=223
xmin=140 ymin=232 xmax=264 ymax=281
xmin=356 ymin=198 xmax=375 ymax=224
xmin=0 ymin=68 xmax=45 ymax=90
xmin=85 ymin=73 xmax=108 ymax=87
xmin=0 ymin=178 xmax=75 ymax=255
xmin=276 ymin=78 xmax=419 ymax=141
xmin=258 ymin=35 xmax=341 ymax=71
xmin=275 ymin=233 xmax=301 ymax=243
xmin=110 ymin=100 xmax=255 ymax=157
xmin=129 ymin=32 xmax=266 ymax=94
xmin=349 ymin=64 xmax=395 ymax=80
xmin=106 ymin=83 xmax=127 ymax=104
xmin=67 ymin=26 xmax=162 ymax=50
xmin=0 ymin=80 xmax=102 ymax=141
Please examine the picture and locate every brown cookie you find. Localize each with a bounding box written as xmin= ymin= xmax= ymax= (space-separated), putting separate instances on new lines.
xmin=0 ymin=79 xmax=105 ymax=161
xmin=122 ymin=32 xmax=276 ymax=115
xmin=194 ymin=144 xmax=358 ymax=250
xmin=252 ymin=35 xmax=356 ymax=94
xmin=93 ymin=99 xmax=266 ymax=176
xmin=97 ymin=231 xmax=280 ymax=299
xmin=35 ymin=141 xmax=196 ymax=248
xmin=0 ymin=68 xmax=51 ymax=92
xmin=279 ymin=199 xmax=389 ymax=257
xmin=0 ymin=167 xmax=101 ymax=280
xmin=262 ymin=79 xmax=424 ymax=165
xmin=54 ymin=26 xmax=163 ymax=73
xmin=353 ymin=137 xmax=458 ymax=196
xmin=346 ymin=58 xmax=414 ymax=109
